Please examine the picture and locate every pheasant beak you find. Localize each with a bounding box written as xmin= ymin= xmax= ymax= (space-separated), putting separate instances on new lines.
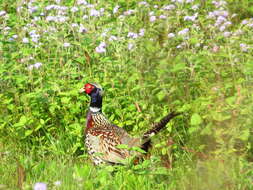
xmin=79 ymin=88 xmax=85 ymax=93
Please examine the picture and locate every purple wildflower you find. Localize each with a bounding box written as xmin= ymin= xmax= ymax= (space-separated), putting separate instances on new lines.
xmin=219 ymin=25 xmax=226 ymax=32
xmin=77 ymin=0 xmax=87 ymax=5
xmin=150 ymin=16 xmax=156 ymax=22
xmin=95 ymin=42 xmax=106 ymax=53
xmin=28 ymin=5 xmax=38 ymax=14
xmin=184 ymin=13 xmax=198 ymax=22
xmin=241 ymin=20 xmax=248 ymax=25
xmin=139 ymin=1 xmax=149 ymax=6
xmin=212 ymin=0 xmax=227 ymax=8
xmin=71 ymin=6 xmax=78 ymax=12
xmin=82 ymin=15 xmax=88 ymax=19
xmin=168 ymin=33 xmax=175 ymax=38
xmin=63 ymin=42 xmax=70 ymax=47
xmin=113 ymin=5 xmax=120 ymax=14
xmin=54 ymin=181 xmax=61 ymax=187
xmin=46 ymin=15 xmax=68 ymax=23
xmin=223 ymin=31 xmax=231 ymax=37
xmin=159 ymin=15 xmax=166 ymax=19
xmin=178 ymin=28 xmax=189 ymax=36
xmin=123 ymin=10 xmax=135 ymax=16
xmin=163 ymin=5 xmax=176 ymax=11
xmin=22 ymin=37 xmax=29 ymax=43
xmin=79 ymin=24 xmax=87 ymax=33
xmin=109 ymin=35 xmax=118 ymax=41
xmin=0 ymin=10 xmax=6 ymax=16
xmin=71 ymin=23 xmax=79 ymax=27
xmin=149 ymin=11 xmax=154 ymax=16
xmin=191 ymin=4 xmax=199 ymax=10
xmin=90 ymin=9 xmax=100 ymax=17
xmin=127 ymin=32 xmax=138 ymax=39
xmin=139 ymin=29 xmax=145 ymax=36
xmin=240 ymin=43 xmax=248 ymax=52
xmin=34 ymin=62 xmax=43 ymax=69
xmin=128 ymin=43 xmax=134 ymax=50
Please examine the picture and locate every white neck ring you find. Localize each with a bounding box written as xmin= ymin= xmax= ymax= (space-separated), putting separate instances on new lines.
xmin=90 ymin=107 xmax=101 ymax=113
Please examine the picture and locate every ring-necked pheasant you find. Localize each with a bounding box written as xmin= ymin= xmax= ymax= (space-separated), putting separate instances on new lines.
xmin=80 ymin=83 xmax=180 ymax=165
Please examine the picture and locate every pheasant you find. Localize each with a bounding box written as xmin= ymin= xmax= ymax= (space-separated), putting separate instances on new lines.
xmin=80 ymin=83 xmax=180 ymax=165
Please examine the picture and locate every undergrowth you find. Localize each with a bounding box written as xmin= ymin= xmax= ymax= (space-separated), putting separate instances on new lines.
xmin=0 ymin=0 xmax=253 ymax=189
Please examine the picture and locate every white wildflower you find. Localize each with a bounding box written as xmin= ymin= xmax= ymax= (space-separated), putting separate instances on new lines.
xmin=150 ymin=15 xmax=156 ymax=22
xmin=168 ymin=33 xmax=175 ymax=38
xmin=71 ymin=6 xmax=78 ymax=12
xmin=0 ymin=10 xmax=6 ymax=17
xmin=22 ymin=38 xmax=29 ymax=43
xmin=82 ymin=15 xmax=88 ymax=19
xmin=95 ymin=42 xmax=106 ymax=53
xmin=63 ymin=42 xmax=70 ymax=47
xmin=54 ymin=181 xmax=61 ymax=187
xmin=90 ymin=9 xmax=100 ymax=17
xmin=178 ymin=28 xmax=189 ymax=36
xmin=109 ymin=35 xmax=118 ymax=41
xmin=128 ymin=43 xmax=134 ymax=50
xmin=77 ymin=0 xmax=87 ymax=5
xmin=33 ymin=182 xmax=47 ymax=190
xmin=139 ymin=29 xmax=145 ymax=36
xmin=113 ymin=5 xmax=120 ymax=14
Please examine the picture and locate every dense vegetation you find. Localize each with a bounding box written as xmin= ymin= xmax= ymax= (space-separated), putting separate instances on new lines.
xmin=1 ymin=0 xmax=253 ymax=189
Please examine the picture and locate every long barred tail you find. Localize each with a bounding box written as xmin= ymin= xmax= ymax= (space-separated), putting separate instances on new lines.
xmin=141 ymin=111 xmax=180 ymax=152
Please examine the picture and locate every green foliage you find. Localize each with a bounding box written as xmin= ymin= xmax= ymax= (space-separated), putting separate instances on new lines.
xmin=0 ymin=0 xmax=253 ymax=189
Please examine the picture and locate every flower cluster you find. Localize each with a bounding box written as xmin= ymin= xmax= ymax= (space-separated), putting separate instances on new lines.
xmin=28 ymin=62 xmax=43 ymax=70
xmin=95 ymin=42 xmax=107 ymax=53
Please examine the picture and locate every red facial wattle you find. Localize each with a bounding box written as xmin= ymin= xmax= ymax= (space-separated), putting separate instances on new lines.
xmin=84 ymin=83 xmax=94 ymax=94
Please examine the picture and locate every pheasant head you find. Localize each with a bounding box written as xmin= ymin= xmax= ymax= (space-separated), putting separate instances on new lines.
xmin=80 ymin=83 xmax=103 ymax=112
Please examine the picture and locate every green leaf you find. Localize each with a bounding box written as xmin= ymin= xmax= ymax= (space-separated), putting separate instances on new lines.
xmin=131 ymin=146 xmax=146 ymax=154
xmin=156 ymin=91 xmax=166 ymax=101
xmin=161 ymin=148 xmax=167 ymax=155
xmin=61 ymin=97 xmax=70 ymax=104
xmin=190 ymin=113 xmax=202 ymax=125
xmin=171 ymin=63 xmax=186 ymax=72
xmin=226 ymin=96 xmax=236 ymax=106
xmin=14 ymin=116 xmax=28 ymax=127
xmin=188 ymin=126 xmax=198 ymax=134
xmin=238 ymin=129 xmax=250 ymax=141
xmin=40 ymin=119 xmax=45 ymax=125
xmin=116 ymin=144 xmax=129 ymax=149
xmin=212 ymin=112 xmax=231 ymax=121
xmin=178 ymin=103 xmax=191 ymax=112
xmin=25 ymin=130 xmax=33 ymax=137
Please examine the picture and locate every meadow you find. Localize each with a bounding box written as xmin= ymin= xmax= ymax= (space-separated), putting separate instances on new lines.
xmin=0 ymin=0 xmax=253 ymax=189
